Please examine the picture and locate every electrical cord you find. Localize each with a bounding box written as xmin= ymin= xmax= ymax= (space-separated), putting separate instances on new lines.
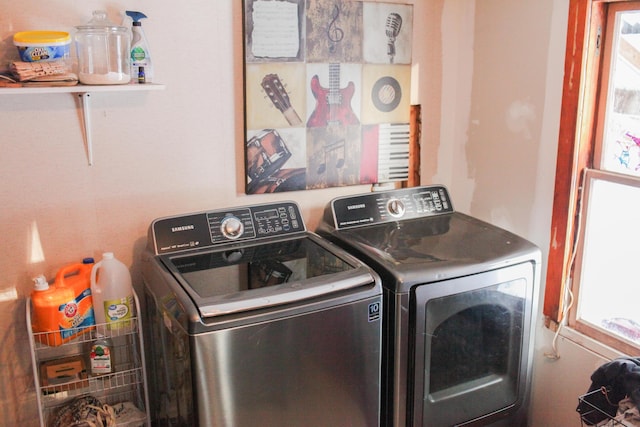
xmin=544 ymin=280 xmax=574 ymax=360
xmin=544 ymin=168 xmax=587 ymax=360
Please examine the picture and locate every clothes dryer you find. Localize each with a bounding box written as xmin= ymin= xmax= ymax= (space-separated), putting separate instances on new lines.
xmin=317 ymin=185 xmax=541 ymax=427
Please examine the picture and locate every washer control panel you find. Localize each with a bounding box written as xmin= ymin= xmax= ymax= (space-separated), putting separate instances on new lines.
xmin=330 ymin=185 xmax=454 ymax=229
xmin=151 ymin=201 xmax=305 ymax=254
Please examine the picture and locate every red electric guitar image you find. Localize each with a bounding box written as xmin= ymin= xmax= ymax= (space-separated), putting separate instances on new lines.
xmin=307 ymin=63 xmax=360 ymax=127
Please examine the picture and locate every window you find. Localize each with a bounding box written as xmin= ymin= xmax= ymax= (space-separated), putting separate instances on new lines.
xmin=545 ymin=0 xmax=640 ymax=355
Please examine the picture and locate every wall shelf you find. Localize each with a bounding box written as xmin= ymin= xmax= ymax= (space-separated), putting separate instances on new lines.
xmin=0 ymin=82 xmax=165 ymax=95
xmin=0 ymin=83 xmax=165 ymax=165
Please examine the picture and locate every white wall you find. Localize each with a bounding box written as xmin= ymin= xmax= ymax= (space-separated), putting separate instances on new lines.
xmin=432 ymin=1 xmax=613 ymax=426
xmin=0 ymin=1 xmax=414 ymax=424
xmin=0 ymin=0 xmax=609 ymax=425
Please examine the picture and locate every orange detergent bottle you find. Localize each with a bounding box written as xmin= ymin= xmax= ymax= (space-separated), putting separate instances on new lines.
xmin=31 ymin=259 xmax=96 ymax=346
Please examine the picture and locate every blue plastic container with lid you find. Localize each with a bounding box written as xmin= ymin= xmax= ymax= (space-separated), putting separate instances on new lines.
xmin=13 ymin=31 xmax=71 ymax=62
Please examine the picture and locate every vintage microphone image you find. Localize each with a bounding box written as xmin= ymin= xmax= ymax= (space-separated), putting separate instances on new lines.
xmin=385 ymin=12 xmax=403 ymax=63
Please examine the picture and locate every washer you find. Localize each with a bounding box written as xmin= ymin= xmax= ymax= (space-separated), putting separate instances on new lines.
xmin=317 ymin=185 xmax=541 ymax=427
xmin=142 ymin=201 xmax=382 ymax=427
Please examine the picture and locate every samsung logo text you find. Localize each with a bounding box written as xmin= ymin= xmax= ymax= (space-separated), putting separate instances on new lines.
xmin=171 ymin=225 xmax=195 ymax=232
xmin=347 ymin=204 xmax=366 ymax=210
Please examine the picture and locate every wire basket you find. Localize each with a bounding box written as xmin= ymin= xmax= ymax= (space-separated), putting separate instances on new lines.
xmin=27 ymin=292 xmax=150 ymax=427
xmin=578 ymin=387 xmax=629 ymax=426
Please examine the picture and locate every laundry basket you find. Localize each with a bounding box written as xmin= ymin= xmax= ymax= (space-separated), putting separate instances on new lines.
xmin=578 ymin=387 xmax=638 ymax=426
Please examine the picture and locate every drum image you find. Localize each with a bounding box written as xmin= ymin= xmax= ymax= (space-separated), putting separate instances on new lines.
xmin=248 ymin=168 xmax=306 ymax=194
xmin=246 ymin=129 xmax=291 ymax=182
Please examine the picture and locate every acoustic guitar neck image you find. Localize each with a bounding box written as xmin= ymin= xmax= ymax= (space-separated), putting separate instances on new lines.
xmin=261 ymin=74 xmax=303 ymax=126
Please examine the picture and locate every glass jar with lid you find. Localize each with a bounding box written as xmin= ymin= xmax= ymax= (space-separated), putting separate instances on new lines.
xmin=75 ymin=11 xmax=130 ymax=85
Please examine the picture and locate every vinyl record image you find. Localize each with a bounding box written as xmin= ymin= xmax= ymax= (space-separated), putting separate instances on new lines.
xmin=371 ymin=76 xmax=401 ymax=112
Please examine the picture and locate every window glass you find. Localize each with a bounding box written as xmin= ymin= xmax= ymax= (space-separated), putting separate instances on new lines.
xmin=600 ymin=10 xmax=640 ymax=175
xmin=575 ymin=174 xmax=640 ymax=346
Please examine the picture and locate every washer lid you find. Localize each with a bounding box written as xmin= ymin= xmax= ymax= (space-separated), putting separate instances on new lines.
xmin=159 ymin=234 xmax=377 ymax=318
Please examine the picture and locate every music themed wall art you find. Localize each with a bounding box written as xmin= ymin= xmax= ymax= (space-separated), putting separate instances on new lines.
xmin=243 ymin=0 xmax=413 ymax=194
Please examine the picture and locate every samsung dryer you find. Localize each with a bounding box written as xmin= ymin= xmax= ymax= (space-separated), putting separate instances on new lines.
xmin=317 ymin=185 xmax=541 ymax=427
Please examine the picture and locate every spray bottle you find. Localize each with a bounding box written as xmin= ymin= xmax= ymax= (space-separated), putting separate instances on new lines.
xmin=126 ymin=11 xmax=153 ymax=83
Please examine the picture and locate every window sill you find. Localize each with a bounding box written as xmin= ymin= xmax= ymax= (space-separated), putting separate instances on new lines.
xmin=559 ymin=326 xmax=629 ymax=361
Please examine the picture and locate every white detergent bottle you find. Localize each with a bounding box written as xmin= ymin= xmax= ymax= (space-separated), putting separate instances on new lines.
xmin=91 ymin=252 xmax=135 ymax=333
xmin=126 ymin=11 xmax=153 ymax=83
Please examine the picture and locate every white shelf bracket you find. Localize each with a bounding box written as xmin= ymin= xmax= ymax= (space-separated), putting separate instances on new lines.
xmin=79 ymin=92 xmax=94 ymax=165
xmin=1 ymin=83 xmax=165 ymax=166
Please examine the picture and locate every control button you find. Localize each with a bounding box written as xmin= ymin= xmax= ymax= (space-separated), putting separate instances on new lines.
xmin=220 ymin=216 xmax=244 ymax=239
xmin=387 ymin=198 xmax=405 ymax=218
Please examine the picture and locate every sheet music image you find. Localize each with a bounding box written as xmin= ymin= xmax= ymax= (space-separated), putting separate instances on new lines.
xmin=243 ymin=0 xmax=414 ymax=194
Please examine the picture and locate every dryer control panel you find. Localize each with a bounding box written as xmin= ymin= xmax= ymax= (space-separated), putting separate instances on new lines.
xmin=330 ymin=185 xmax=454 ymax=229
xmin=150 ymin=201 xmax=305 ymax=254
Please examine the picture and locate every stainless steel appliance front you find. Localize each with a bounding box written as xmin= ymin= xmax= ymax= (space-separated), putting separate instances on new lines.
xmin=142 ymin=201 xmax=382 ymax=426
xmin=318 ymin=186 xmax=541 ymax=427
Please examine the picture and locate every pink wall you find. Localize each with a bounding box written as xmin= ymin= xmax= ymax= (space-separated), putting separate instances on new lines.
xmin=0 ymin=0 xmax=585 ymax=425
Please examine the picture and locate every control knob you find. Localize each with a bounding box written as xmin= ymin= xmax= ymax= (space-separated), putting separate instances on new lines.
xmin=387 ymin=198 xmax=405 ymax=218
xmin=221 ymin=216 xmax=244 ymax=240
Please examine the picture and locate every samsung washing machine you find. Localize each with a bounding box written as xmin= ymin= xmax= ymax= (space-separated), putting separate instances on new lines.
xmin=142 ymin=201 xmax=382 ymax=427
xmin=317 ymin=185 xmax=541 ymax=427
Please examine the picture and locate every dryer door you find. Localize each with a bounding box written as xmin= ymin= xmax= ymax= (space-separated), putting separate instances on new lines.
xmin=411 ymin=261 xmax=536 ymax=426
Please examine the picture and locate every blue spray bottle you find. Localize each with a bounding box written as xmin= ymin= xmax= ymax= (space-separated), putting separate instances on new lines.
xmin=126 ymin=11 xmax=153 ymax=83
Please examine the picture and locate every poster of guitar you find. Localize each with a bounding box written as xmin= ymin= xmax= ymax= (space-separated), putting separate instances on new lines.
xmin=244 ymin=0 xmax=413 ymax=194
